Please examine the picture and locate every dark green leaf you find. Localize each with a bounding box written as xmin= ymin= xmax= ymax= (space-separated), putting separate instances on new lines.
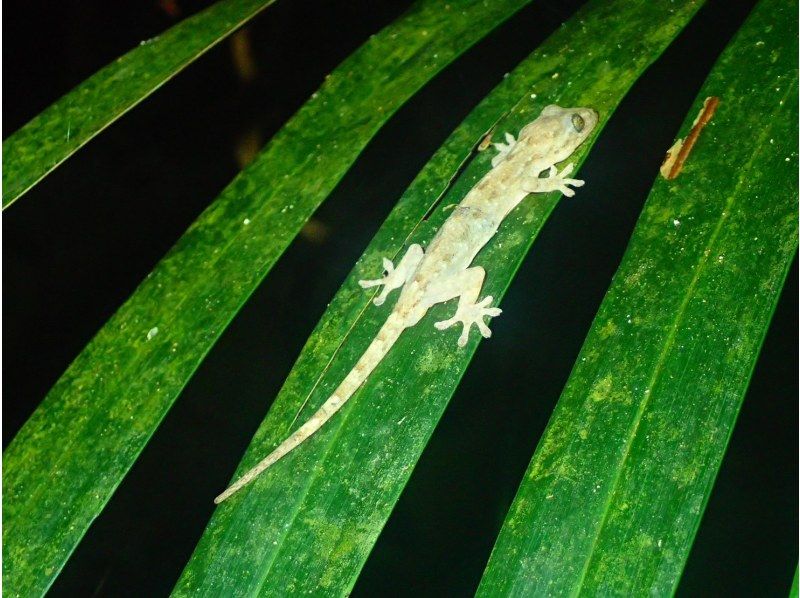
xmin=2 ymin=1 xmax=535 ymax=594
xmin=2 ymin=0 xmax=278 ymax=208
xmin=478 ymin=0 xmax=798 ymax=594
xmin=174 ymin=1 xmax=705 ymax=594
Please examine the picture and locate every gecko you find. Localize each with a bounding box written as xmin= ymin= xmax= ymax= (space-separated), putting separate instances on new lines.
xmin=214 ymin=104 xmax=598 ymax=504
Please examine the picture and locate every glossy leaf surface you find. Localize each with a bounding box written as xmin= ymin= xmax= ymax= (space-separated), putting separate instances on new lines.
xmin=2 ymin=0 xmax=279 ymax=208
xmin=478 ymin=0 xmax=798 ymax=594
xmin=2 ymin=1 xmax=535 ymax=594
xmin=174 ymin=1 xmax=706 ymax=594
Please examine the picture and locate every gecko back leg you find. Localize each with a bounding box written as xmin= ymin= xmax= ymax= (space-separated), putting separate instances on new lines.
xmin=429 ymin=266 xmax=502 ymax=347
xmin=359 ymin=243 xmax=423 ymax=306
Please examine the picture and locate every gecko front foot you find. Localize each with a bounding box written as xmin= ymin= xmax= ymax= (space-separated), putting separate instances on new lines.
xmin=434 ymin=296 xmax=502 ymax=347
xmin=491 ymin=132 xmax=517 ymax=167
xmin=523 ymin=162 xmax=585 ymax=197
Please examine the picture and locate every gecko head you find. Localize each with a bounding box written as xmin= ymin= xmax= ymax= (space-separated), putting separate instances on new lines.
xmin=525 ymin=105 xmax=599 ymax=163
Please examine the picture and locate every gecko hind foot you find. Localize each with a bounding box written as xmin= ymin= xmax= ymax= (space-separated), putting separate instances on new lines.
xmin=358 ymin=244 xmax=424 ymax=306
xmin=358 ymin=257 xmax=399 ymax=305
xmin=434 ymin=296 xmax=502 ymax=347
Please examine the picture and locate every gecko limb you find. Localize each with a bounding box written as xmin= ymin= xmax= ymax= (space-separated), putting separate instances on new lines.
xmin=491 ymin=132 xmax=517 ymax=167
xmin=432 ymin=267 xmax=502 ymax=347
xmin=359 ymin=244 xmax=424 ymax=306
xmin=523 ymin=162 xmax=585 ymax=197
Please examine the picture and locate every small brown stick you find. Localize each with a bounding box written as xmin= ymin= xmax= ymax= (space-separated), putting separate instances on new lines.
xmin=660 ymin=96 xmax=720 ymax=180
xmin=477 ymin=132 xmax=494 ymax=151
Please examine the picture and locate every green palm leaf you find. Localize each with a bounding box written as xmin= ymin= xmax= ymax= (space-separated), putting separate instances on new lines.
xmin=2 ymin=1 xmax=535 ymax=594
xmin=478 ymin=0 xmax=797 ymax=594
xmin=2 ymin=0 xmax=279 ymax=208
xmin=174 ymin=1 xmax=705 ymax=594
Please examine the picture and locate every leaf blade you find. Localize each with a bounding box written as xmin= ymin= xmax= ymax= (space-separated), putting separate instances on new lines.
xmin=1 ymin=1 xmax=536 ymax=594
xmin=173 ymin=1 xmax=706 ymax=594
xmin=2 ymin=0 xmax=279 ymax=209
xmin=477 ymin=0 xmax=798 ymax=594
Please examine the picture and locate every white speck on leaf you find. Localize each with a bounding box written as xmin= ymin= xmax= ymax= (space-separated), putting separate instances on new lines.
xmin=147 ymin=327 xmax=159 ymax=341
xmin=243 ymin=218 xmax=251 ymax=225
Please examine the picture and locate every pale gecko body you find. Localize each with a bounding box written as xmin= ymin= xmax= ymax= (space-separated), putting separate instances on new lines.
xmin=215 ymin=105 xmax=598 ymax=504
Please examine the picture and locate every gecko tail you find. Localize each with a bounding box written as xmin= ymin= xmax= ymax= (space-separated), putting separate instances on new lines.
xmin=214 ymin=314 xmax=405 ymax=504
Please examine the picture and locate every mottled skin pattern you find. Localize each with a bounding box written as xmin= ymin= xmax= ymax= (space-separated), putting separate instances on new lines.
xmin=215 ymin=105 xmax=597 ymax=503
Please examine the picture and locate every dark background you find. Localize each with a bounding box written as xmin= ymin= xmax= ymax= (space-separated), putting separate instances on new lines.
xmin=3 ymin=0 xmax=797 ymax=595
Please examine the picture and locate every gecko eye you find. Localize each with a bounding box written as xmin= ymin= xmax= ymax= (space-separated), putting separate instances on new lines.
xmin=571 ymin=113 xmax=585 ymax=132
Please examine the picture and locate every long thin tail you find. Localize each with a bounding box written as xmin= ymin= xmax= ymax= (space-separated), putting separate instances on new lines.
xmin=214 ymin=313 xmax=405 ymax=503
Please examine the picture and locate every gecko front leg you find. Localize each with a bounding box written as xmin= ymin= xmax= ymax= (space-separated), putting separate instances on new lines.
xmin=359 ymin=243 xmax=423 ymax=306
xmin=491 ymin=132 xmax=517 ymax=167
xmin=523 ymin=162 xmax=585 ymax=197
xmin=431 ymin=267 xmax=502 ymax=347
